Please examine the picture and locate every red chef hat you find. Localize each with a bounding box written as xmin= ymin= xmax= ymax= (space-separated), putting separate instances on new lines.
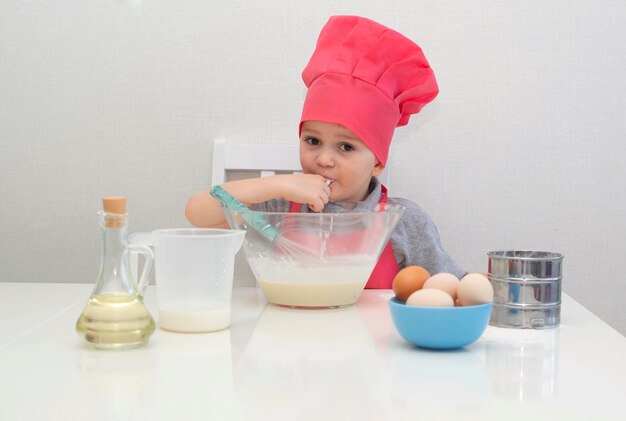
xmin=300 ymin=16 xmax=439 ymax=166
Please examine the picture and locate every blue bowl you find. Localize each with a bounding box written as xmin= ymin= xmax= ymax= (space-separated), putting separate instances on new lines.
xmin=389 ymin=298 xmax=492 ymax=350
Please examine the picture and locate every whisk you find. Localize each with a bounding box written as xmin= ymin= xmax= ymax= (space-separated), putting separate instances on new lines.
xmin=210 ymin=185 xmax=321 ymax=259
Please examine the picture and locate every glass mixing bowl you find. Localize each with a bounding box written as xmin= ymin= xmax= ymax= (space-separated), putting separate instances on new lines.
xmin=222 ymin=202 xmax=405 ymax=308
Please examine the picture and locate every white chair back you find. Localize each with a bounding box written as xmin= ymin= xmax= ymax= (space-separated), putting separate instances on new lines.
xmin=211 ymin=138 xmax=301 ymax=184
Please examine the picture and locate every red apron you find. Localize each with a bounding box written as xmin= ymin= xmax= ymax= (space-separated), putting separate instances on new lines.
xmin=288 ymin=185 xmax=399 ymax=289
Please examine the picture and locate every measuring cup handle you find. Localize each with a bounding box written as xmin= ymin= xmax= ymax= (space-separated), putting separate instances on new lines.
xmin=125 ymin=245 xmax=154 ymax=296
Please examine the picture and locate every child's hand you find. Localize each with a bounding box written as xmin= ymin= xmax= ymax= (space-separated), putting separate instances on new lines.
xmin=280 ymin=174 xmax=331 ymax=212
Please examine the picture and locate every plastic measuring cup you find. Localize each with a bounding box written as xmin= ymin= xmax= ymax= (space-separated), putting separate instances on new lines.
xmin=131 ymin=228 xmax=245 ymax=333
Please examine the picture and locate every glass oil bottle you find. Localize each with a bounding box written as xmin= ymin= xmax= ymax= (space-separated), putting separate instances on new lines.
xmin=76 ymin=196 xmax=156 ymax=349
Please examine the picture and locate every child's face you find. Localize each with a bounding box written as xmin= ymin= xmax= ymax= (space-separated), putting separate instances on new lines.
xmin=300 ymin=120 xmax=384 ymax=202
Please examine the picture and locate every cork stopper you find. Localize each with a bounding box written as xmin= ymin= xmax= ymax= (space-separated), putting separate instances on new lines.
xmin=102 ymin=196 xmax=127 ymax=228
xmin=103 ymin=196 xmax=127 ymax=214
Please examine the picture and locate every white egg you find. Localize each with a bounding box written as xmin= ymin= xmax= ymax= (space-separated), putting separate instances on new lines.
xmin=423 ymin=272 xmax=459 ymax=300
xmin=406 ymin=288 xmax=454 ymax=307
xmin=457 ymin=273 xmax=494 ymax=306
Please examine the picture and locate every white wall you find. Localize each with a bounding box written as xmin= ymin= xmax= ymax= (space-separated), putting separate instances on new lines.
xmin=1 ymin=1 xmax=624 ymax=334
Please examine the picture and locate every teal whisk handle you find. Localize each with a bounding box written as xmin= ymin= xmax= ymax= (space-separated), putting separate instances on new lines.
xmin=210 ymin=185 xmax=278 ymax=242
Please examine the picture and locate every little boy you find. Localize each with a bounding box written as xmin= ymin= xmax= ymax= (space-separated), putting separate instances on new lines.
xmin=186 ymin=15 xmax=465 ymax=288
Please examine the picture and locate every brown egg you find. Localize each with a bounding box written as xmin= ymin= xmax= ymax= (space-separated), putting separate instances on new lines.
xmin=392 ymin=265 xmax=431 ymax=302
xmin=423 ymin=273 xmax=460 ymax=300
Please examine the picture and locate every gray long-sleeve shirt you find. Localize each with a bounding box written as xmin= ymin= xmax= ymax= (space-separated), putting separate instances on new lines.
xmin=250 ymin=177 xmax=465 ymax=278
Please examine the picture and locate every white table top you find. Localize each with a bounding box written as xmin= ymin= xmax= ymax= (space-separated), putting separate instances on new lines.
xmin=0 ymin=283 xmax=625 ymax=421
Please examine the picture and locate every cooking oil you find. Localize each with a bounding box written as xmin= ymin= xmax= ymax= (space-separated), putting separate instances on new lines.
xmin=76 ymin=293 xmax=155 ymax=349
xmin=76 ymin=196 xmax=156 ymax=350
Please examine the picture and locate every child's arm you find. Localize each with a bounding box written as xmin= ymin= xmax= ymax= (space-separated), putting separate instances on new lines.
xmin=185 ymin=174 xmax=331 ymax=228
